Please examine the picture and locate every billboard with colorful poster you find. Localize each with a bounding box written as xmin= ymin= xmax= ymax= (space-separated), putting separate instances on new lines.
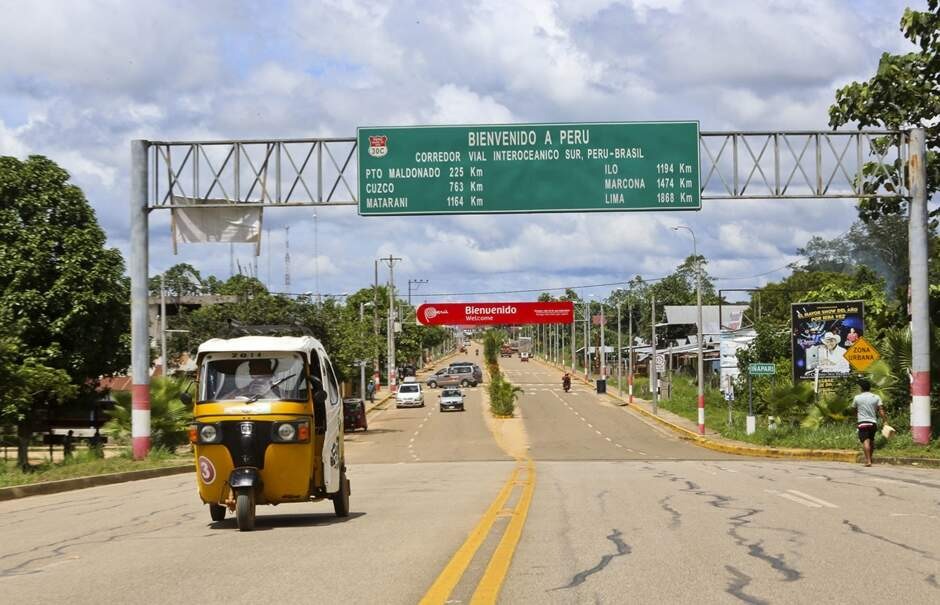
xmin=416 ymin=302 xmax=574 ymax=326
xmin=791 ymin=301 xmax=865 ymax=384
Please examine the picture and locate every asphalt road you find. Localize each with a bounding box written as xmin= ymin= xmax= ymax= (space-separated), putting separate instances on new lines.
xmin=1 ymin=353 xmax=938 ymax=604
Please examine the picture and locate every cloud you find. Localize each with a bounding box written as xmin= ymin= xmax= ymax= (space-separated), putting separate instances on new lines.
xmin=0 ymin=0 xmax=916 ymax=304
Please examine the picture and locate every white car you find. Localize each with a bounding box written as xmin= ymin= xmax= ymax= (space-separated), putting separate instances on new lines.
xmin=439 ymin=388 xmax=465 ymax=412
xmin=396 ymin=382 xmax=424 ymax=408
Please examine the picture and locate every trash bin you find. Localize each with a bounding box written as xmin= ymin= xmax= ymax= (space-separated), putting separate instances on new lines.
xmin=596 ymin=379 xmax=607 ymax=394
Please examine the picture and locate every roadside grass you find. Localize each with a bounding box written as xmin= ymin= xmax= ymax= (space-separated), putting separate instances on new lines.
xmin=615 ymin=374 xmax=940 ymax=458
xmin=0 ymin=447 xmax=192 ymax=488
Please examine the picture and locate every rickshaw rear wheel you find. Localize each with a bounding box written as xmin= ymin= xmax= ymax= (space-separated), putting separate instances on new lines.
xmin=235 ymin=490 xmax=256 ymax=531
xmin=209 ymin=503 xmax=226 ymax=522
xmin=333 ymin=469 xmax=350 ymax=517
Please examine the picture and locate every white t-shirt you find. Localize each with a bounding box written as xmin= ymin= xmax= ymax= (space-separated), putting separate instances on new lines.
xmin=852 ymin=392 xmax=882 ymax=425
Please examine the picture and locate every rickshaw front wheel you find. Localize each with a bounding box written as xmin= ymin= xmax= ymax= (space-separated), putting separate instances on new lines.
xmin=332 ymin=469 xmax=350 ymax=517
xmin=209 ymin=503 xmax=226 ymax=522
xmin=235 ymin=490 xmax=256 ymax=531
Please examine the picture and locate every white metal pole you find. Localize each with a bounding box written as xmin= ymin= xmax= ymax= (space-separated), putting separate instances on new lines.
xmin=130 ymin=140 xmax=151 ymax=460
xmin=909 ymin=128 xmax=932 ymax=444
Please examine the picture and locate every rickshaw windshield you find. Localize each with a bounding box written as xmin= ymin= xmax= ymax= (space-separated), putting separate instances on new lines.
xmin=199 ymin=352 xmax=309 ymax=402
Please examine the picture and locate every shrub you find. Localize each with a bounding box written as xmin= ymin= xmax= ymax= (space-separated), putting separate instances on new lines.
xmin=489 ymin=373 xmax=522 ymax=417
xmin=105 ymin=376 xmax=194 ymax=450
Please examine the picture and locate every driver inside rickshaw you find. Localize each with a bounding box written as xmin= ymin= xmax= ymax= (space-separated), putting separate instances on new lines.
xmin=231 ymin=358 xmax=282 ymax=400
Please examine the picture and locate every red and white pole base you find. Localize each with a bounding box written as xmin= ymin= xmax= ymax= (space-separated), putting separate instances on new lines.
xmin=912 ymin=371 xmax=931 ymax=444
xmin=697 ymin=394 xmax=705 ymax=435
xmin=132 ymin=384 xmax=151 ymax=460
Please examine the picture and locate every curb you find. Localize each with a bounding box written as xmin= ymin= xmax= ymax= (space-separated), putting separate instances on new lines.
xmin=532 ymin=356 xmax=862 ymax=463
xmin=0 ymin=463 xmax=193 ymax=502
xmin=871 ymin=456 xmax=940 ymax=468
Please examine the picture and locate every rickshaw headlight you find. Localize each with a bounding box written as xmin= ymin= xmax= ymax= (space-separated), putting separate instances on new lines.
xmin=277 ymin=423 xmax=297 ymax=441
xmin=199 ymin=424 xmax=219 ymax=443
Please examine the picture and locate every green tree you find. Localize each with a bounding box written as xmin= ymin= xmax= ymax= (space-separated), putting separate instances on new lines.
xmin=828 ymin=1 xmax=940 ymax=223
xmin=149 ymin=263 xmax=205 ymax=297
xmin=0 ymin=156 xmax=130 ymax=468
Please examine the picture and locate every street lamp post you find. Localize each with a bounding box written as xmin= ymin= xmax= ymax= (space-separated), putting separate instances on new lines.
xmin=674 ymin=225 xmax=705 ymax=435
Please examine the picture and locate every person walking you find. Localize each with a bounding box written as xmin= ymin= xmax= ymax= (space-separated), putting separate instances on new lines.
xmin=366 ymin=379 xmax=375 ymax=403
xmin=63 ymin=430 xmax=75 ymax=460
xmin=852 ymin=378 xmax=888 ymax=467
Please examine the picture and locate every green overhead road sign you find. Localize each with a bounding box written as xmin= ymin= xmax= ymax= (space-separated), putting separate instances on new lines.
xmin=357 ymin=122 xmax=700 ymax=215
xmin=749 ymin=363 xmax=776 ymax=376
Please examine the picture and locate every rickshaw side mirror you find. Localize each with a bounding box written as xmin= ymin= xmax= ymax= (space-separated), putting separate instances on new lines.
xmin=179 ymin=392 xmax=193 ymax=406
xmin=314 ymin=389 xmax=328 ymax=406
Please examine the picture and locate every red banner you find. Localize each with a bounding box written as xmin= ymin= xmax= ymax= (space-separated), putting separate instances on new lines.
xmin=416 ymin=301 xmax=574 ymax=326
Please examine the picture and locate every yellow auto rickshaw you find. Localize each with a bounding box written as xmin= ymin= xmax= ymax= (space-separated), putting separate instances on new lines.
xmin=184 ymin=335 xmax=349 ymax=531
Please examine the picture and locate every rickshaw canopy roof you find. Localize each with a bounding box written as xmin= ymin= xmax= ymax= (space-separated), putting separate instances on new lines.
xmin=197 ymin=336 xmax=325 ymax=358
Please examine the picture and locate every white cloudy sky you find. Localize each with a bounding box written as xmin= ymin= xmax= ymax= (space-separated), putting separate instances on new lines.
xmin=0 ymin=0 xmax=922 ymax=304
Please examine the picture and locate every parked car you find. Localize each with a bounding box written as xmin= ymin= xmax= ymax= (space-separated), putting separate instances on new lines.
xmin=427 ymin=366 xmax=478 ymax=388
xmin=439 ymin=388 xmax=465 ymax=412
xmin=396 ymin=381 xmax=424 ymax=408
xmin=343 ymin=397 xmax=368 ymax=431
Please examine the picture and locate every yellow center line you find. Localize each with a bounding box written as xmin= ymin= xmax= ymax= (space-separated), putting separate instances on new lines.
xmin=419 ymin=466 xmax=520 ymax=605
xmin=469 ymin=458 xmax=536 ymax=605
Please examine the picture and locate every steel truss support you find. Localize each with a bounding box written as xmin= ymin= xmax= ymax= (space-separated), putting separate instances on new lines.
xmin=129 ymin=129 xmax=928 ymax=458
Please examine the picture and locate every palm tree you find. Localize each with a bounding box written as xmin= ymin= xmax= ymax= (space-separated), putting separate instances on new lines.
xmin=105 ymin=376 xmax=193 ymax=451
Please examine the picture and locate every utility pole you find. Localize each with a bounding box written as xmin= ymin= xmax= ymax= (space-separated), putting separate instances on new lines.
xmin=910 ymin=128 xmax=932 ymax=444
xmin=570 ymin=306 xmax=576 ymax=373
xmin=600 ymin=304 xmax=606 ymax=381
xmin=373 ymin=260 xmax=380 ymax=391
xmin=160 ymin=274 xmax=167 ymax=375
xmin=617 ymin=302 xmax=622 ymax=398
xmin=284 ymin=225 xmax=291 ymax=288
xmin=381 ymin=255 xmax=403 ymax=392
xmin=583 ymin=300 xmax=589 ymax=379
xmin=359 ymin=301 xmax=373 ymax=400
xmin=651 ymin=295 xmax=658 ymax=415
xmin=628 ymin=301 xmax=634 ymax=404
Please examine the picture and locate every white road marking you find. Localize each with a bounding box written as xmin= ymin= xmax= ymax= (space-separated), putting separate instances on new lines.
xmin=638 ymin=451 xmax=647 ymax=455
xmin=580 ymin=417 xmax=587 ymax=422
xmin=595 ymin=430 xmax=602 ymax=435
xmin=605 ymin=437 xmax=612 ymax=442
xmin=787 ymin=489 xmax=838 ymax=508
xmin=615 ymin=443 xmax=623 ymax=448
xmin=765 ymin=489 xmax=826 ymax=509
